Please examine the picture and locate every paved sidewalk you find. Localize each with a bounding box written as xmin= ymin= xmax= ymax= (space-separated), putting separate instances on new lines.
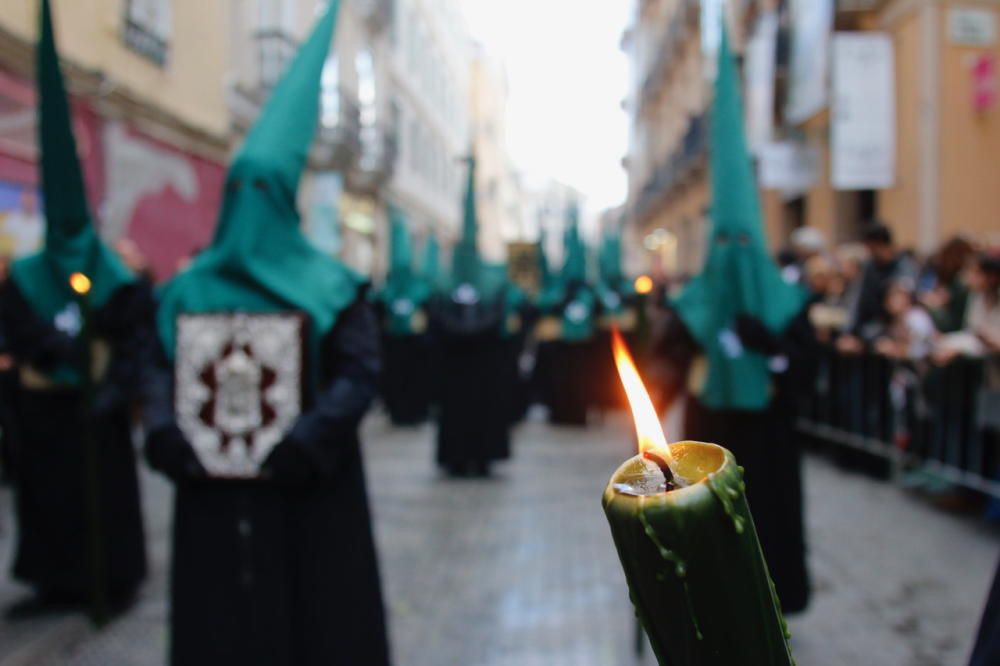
xmin=0 ymin=412 xmax=997 ymax=666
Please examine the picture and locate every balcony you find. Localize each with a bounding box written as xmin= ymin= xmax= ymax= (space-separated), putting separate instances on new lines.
xmin=227 ymin=29 xmax=299 ymax=131
xmin=345 ymin=125 xmax=398 ymax=195
xmin=313 ymin=87 xmax=363 ymax=171
xmin=639 ymin=0 xmax=700 ymax=112
xmin=357 ymin=0 xmax=393 ymax=33
xmin=632 ymin=114 xmax=709 ymax=222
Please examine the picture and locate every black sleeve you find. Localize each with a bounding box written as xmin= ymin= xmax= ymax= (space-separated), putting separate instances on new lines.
xmin=281 ymin=296 xmax=382 ymax=479
xmin=0 ymin=280 xmax=77 ymax=371
xmin=91 ymin=280 xmax=159 ymax=415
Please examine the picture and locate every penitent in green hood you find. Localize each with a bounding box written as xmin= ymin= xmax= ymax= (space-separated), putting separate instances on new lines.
xmin=11 ymin=0 xmax=134 ymax=381
xmin=156 ymin=0 xmax=362 ymax=362
xmin=672 ymin=26 xmax=807 ymax=412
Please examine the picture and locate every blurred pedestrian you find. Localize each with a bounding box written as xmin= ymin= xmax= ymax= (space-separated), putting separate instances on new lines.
xmin=429 ymin=156 xmax=512 ymax=477
xmin=873 ymin=278 xmax=938 ymax=362
xmin=838 ymin=223 xmax=918 ymax=354
xmin=1 ymin=0 xmax=148 ymax=615
xmin=372 ymin=208 xmax=433 ymax=425
xmin=922 ymin=236 xmax=975 ymax=333
xmin=144 ymin=5 xmax=390 ymax=664
xmin=655 ymin=30 xmax=811 ymax=614
xmin=782 ymin=226 xmax=827 ymax=285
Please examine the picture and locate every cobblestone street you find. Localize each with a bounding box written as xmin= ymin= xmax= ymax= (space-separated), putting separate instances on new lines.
xmin=1 ymin=411 xmax=998 ymax=666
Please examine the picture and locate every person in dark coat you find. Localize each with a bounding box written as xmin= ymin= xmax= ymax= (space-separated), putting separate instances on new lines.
xmin=429 ymin=156 xmax=512 ymax=477
xmin=654 ymin=30 xmax=811 ymax=614
xmin=1 ymin=0 xmax=148 ymax=614
xmin=372 ymin=208 xmax=433 ymax=425
xmin=145 ymin=4 xmax=390 ymax=664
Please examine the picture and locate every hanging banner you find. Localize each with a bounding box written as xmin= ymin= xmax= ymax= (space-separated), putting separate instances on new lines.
xmin=759 ymin=140 xmax=821 ymax=198
xmin=745 ymin=10 xmax=778 ymax=156
xmin=831 ymin=32 xmax=896 ymax=190
xmin=785 ymin=0 xmax=834 ymax=124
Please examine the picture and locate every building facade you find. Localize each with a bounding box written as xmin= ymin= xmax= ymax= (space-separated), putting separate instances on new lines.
xmin=0 ymin=0 xmax=479 ymax=282
xmin=622 ymin=0 xmax=1000 ymax=275
xmin=381 ymin=0 xmax=471 ymax=276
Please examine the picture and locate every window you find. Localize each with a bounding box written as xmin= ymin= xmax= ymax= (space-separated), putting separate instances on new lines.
xmin=123 ymin=0 xmax=171 ymax=66
xmin=255 ymin=0 xmax=298 ymax=91
xmin=320 ymin=57 xmax=340 ymax=128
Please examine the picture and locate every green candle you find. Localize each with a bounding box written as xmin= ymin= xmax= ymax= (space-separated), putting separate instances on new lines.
xmin=604 ymin=329 xmax=793 ymax=666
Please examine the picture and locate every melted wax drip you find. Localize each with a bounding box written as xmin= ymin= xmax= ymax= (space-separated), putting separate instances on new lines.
xmin=638 ymin=502 xmax=703 ymax=642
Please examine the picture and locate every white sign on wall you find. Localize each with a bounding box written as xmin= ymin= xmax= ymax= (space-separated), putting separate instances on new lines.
xmin=759 ymin=141 xmax=821 ymax=198
xmin=786 ymin=0 xmax=834 ymax=124
xmin=831 ymin=33 xmax=896 ymax=190
xmin=949 ymin=7 xmax=998 ymax=46
xmin=745 ymin=10 xmax=779 ymax=156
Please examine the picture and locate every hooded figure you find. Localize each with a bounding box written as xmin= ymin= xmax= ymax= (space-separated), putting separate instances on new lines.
xmin=373 ymin=207 xmax=433 ymax=424
xmin=535 ymin=204 xmax=599 ymax=425
xmin=143 ymin=4 xmax=391 ymax=664
xmin=656 ymin=27 xmax=812 ymax=613
xmin=428 ymin=156 xmax=512 ymax=476
xmin=0 ymin=0 xmax=148 ymax=610
xmin=592 ymin=228 xmax=639 ymax=410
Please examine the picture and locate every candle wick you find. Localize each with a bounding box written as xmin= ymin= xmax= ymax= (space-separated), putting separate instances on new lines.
xmin=643 ymin=450 xmax=676 ymax=490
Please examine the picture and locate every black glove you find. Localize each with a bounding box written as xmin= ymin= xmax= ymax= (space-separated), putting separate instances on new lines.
xmin=735 ymin=314 xmax=780 ymax=355
xmin=145 ymin=425 xmax=206 ymax=482
xmin=261 ymin=439 xmax=317 ymax=488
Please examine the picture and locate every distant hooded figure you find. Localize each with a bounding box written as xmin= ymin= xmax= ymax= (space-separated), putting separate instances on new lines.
xmin=0 ymin=0 xmax=149 ymax=611
xmin=592 ymin=228 xmax=639 ymax=410
xmin=373 ymin=208 xmax=433 ymax=425
xmin=536 ymin=205 xmax=599 ymax=425
xmin=654 ymin=29 xmax=812 ymax=614
xmin=143 ymin=3 xmax=390 ymax=664
xmin=428 ymin=156 xmax=512 ymax=476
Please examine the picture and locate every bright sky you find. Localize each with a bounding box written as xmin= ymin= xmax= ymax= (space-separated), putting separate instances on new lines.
xmin=461 ymin=0 xmax=632 ymax=216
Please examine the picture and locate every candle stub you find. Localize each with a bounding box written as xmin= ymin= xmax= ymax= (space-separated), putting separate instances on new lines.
xmin=611 ymin=455 xmax=690 ymax=496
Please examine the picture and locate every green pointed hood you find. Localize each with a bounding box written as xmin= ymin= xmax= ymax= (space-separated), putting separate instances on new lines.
xmin=376 ymin=206 xmax=430 ymax=334
xmin=11 ymin=0 xmax=133 ymax=373
xmin=157 ymin=0 xmax=361 ymax=364
xmin=597 ymin=228 xmax=633 ymax=313
xmin=560 ymin=203 xmax=587 ymax=284
xmin=450 ymin=155 xmax=482 ymax=288
xmin=672 ymin=27 xmax=807 ymax=411
xmin=386 ymin=206 xmax=414 ymax=285
xmin=421 ymin=233 xmax=440 ymax=287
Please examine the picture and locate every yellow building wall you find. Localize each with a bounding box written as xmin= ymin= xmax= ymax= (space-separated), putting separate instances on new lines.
xmin=937 ymin=0 xmax=1000 ymax=245
xmin=878 ymin=8 xmax=923 ymax=250
xmin=1 ymin=0 xmax=230 ymax=140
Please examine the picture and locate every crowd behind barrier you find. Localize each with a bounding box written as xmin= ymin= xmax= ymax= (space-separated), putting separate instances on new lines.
xmin=796 ymin=347 xmax=999 ymax=498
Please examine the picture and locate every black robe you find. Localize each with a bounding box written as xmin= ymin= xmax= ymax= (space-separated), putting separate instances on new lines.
xmin=145 ymin=296 xmax=391 ymax=666
xmin=538 ymin=283 xmax=601 ymax=426
xmin=428 ymin=290 xmax=510 ymax=471
xmin=970 ymin=557 xmax=1000 ymax=666
xmin=375 ymin=304 xmax=433 ymax=425
xmin=0 ymin=280 xmax=149 ymax=602
xmin=656 ymin=306 xmax=812 ymax=614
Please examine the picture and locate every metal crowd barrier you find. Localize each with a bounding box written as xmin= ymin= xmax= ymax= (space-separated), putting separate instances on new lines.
xmin=796 ymin=347 xmax=1000 ymax=499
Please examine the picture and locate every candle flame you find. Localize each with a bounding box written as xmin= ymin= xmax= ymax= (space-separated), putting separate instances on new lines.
xmin=611 ymin=326 xmax=670 ymax=458
xmin=634 ymin=275 xmax=653 ymax=295
xmin=69 ymin=272 xmax=92 ymax=295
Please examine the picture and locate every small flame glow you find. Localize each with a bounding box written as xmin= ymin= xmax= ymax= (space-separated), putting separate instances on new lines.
xmin=69 ymin=272 xmax=92 ymax=296
xmin=611 ymin=326 xmax=671 ymax=458
xmin=634 ymin=275 xmax=653 ymax=295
